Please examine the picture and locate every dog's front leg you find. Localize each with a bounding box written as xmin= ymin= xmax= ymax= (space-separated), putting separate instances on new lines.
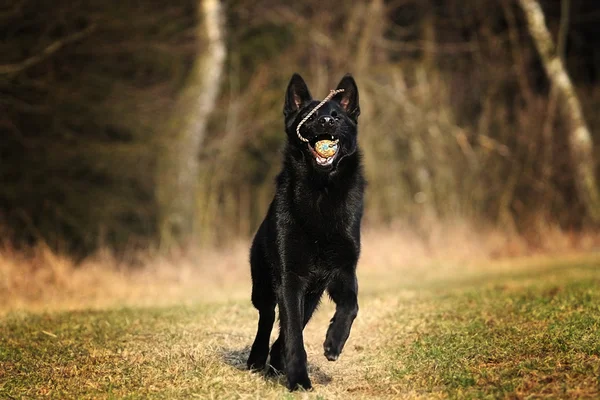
xmin=279 ymin=274 xmax=312 ymax=391
xmin=324 ymin=269 xmax=359 ymax=361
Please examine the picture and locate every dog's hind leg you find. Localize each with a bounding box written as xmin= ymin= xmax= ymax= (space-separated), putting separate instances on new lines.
xmin=302 ymin=290 xmax=324 ymax=327
xmin=278 ymin=275 xmax=315 ymax=391
xmin=267 ymin=289 xmax=323 ymax=375
xmin=323 ymin=270 xmax=359 ymax=362
xmin=247 ymin=249 xmax=276 ymax=371
xmin=267 ymin=333 xmax=284 ymax=375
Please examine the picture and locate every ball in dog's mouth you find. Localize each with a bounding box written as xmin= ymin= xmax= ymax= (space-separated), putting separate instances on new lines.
xmin=308 ymin=136 xmax=338 ymax=166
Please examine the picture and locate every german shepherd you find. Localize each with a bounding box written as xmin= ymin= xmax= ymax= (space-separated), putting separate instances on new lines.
xmin=246 ymin=73 xmax=364 ymax=391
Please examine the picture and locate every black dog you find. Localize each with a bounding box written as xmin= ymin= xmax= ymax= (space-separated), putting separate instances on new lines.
xmin=246 ymin=73 xmax=365 ymax=391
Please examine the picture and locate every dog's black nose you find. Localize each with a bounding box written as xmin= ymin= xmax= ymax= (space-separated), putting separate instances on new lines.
xmin=318 ymin=116 xmax=335 ymax=128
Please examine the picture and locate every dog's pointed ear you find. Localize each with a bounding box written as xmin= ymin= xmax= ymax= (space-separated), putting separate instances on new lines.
xmin=284 ymin=73 xmax=312 ymax=118
xmin=333 ymin=74 xmax=360 ymax=120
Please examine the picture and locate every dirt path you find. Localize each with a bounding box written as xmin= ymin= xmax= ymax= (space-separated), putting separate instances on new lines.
xmin=193 ymin=291 xmax=414 ymax=398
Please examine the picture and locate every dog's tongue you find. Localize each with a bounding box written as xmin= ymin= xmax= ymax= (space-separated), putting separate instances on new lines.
xmin=314 ymin=140 xmax=337 ymax=158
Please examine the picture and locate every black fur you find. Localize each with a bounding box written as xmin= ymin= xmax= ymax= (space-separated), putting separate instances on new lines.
xmin=246 ymin=73 xmax=365 ymax=391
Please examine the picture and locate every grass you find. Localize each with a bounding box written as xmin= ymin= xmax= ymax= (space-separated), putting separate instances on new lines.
xmin=1 ymin=253 xmax=600 ymax=398
xmin=383 ymin=263 xmax=600 ymax=398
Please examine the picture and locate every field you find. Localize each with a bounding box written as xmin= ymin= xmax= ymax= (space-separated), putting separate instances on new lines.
xmin=1 ymin=236 xmax=599 ymax=399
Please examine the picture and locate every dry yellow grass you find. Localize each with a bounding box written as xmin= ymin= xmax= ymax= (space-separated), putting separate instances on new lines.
xmin=1 ymin=226 xmax=599 ymax=314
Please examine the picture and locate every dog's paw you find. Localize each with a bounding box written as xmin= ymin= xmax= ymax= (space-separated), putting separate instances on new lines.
xmin=247 ymin=362 xmax=265 ymax=371
xmin=266 ymin=363 xmax=284 ymax=377
xmin=246 ymin=353 xmax=267 ymax=371
xmin=286 ymin=372 xmax=312 ymax=391
xmin=267 ymin=351 xmax=284 ymax=375
xmin=323 ymin=340 xmax=342 ymax=361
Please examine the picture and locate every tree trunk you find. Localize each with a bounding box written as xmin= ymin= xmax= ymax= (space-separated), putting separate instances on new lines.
xmin=517 ymin=0 xmax=600 ymax=223
xmin=155 ymin=0 xmax=226 ymax=250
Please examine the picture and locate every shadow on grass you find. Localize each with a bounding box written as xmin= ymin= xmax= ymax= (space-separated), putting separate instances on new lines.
xmin=220 ymin=346 xmax=250 ymax=371
xmin=220 ymin=346 xmax=332 ymax=386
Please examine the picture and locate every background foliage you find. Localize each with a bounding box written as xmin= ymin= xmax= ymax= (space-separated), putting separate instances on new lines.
xmin=1 ymin=0 xmax=599 ymax=255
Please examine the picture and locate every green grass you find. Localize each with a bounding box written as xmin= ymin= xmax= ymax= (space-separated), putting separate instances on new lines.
xmin=1 ymin=258 xmax=600 ymax=399
xmin=383 ymin=264 xmax=600 ymax=398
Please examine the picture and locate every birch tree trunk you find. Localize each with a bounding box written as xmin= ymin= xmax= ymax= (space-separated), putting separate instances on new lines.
xmin=517 ymin=0 xmax=600 ymax=223
xmin=155 ymin=0 xmax=226 ymax=250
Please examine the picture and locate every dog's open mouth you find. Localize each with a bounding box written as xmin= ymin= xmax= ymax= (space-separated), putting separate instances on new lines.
xmin=308 ymin=134 xmax=339 ymax=167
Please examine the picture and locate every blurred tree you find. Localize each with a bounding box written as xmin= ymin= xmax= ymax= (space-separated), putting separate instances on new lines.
xmin=155 ymin=0 xmax=226 ymax=251
xmin=517 ymin=0 xmax=600 ymax=223
xmin=0 ymin=0 xmax=197 ymax=254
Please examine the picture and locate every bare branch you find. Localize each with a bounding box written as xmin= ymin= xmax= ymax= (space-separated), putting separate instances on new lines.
xmin=557 ymin=0 xmax=570 ymax=62
xmin=0 ymin=24 xmax=96 ymax=75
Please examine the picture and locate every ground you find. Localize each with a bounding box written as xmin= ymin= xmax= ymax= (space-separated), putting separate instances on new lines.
xmin=1 ymin=253 xmax=599 ymax=399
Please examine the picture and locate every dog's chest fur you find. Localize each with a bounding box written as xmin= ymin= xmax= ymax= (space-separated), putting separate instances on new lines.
xmin=270 ymin=161 xmax=363 ymax=288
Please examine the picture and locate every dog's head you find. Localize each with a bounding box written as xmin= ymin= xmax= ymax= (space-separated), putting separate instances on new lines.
xmin=283 ymin=73 xmax=360 ymax=170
